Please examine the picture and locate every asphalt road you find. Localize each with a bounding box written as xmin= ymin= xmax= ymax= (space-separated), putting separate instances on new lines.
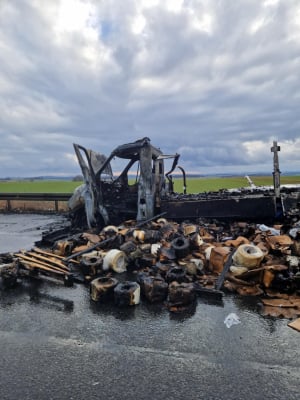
xmin=0 ymin=213 xmax=299 ymax=400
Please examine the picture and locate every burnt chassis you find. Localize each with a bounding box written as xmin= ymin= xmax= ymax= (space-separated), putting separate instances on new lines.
xmin=68 ymin=137 xmax=181 ymax=228
xmin=69 ymin=138 xmax=300 ymax=229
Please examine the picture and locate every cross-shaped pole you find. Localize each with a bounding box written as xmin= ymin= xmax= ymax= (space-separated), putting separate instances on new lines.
xmin=271 ymin=141 xmax=281 ymax=198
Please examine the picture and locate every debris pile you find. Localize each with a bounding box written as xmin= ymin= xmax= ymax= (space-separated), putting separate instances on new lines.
xmin=1 ymin=217 xmax=300 ymax=323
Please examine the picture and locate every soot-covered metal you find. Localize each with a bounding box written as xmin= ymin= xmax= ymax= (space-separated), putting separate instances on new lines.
xmin=68 ymin=138 xmax=300 ymax=230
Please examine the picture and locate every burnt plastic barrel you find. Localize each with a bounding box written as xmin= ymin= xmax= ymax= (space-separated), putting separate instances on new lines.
xmin=141 ymin=275 xmax=168 ymax=303
xmin=114 ymin=281 xmax=140 ymax=306
xmin=171 ymin=236 xmax=190 ymax=259
xmin=90 ymin=277 xmax=119 ymax=302
xmin=168 ymin=281 xmax=196 ymax=306
xmin=166 ymin=266 xmax=187 ymax=283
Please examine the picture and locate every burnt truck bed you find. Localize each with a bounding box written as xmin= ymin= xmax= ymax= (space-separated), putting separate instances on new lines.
xmin=161 ymin=192 xmax=276 ymax=221
xmin=161 ymin=187 xmax=300 ymax=221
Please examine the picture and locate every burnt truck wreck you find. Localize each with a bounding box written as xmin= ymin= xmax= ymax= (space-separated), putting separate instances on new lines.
xmin=68 ymin=137 xmax=300 ymax=229
xmin=2 ymin=140 xmax=300 ymax=321
xmin=69 ymin=137 xmax=173 ymax=228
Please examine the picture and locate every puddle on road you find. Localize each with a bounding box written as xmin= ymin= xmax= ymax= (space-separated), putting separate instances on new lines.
xmin=0 ymin=213 xmax=67 ymax=252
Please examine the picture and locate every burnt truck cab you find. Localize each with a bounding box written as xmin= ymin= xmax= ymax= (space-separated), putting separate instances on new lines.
xmin=69 ymin=138 xmax=300 ymax=229
xmin=68 ymin=137 xmax=180 ymax=228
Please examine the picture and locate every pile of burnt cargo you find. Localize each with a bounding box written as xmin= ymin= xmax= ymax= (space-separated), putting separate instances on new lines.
xmin=1 ymin=217 xmax=300 ymax=316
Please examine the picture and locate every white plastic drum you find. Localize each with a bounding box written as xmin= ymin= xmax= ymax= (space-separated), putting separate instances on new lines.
xmin=233 ymin=244 xmax=264 ymax=269
xmin=102 ymin=249 xmax=127 ymax=273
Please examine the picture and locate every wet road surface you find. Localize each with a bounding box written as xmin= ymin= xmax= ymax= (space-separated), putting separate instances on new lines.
xmin=0 ymin=214 xmax=299 ymax=400
xmin=0 ymin=213 xmax=67 ymax=253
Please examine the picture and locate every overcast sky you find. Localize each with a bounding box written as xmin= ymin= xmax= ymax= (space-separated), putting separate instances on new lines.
xmin=0 ymin=0 xmax=300 ymax=178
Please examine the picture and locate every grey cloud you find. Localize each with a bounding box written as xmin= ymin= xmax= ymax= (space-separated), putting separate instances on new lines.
xmin=0 ymin=0 xmax=299 ymax=177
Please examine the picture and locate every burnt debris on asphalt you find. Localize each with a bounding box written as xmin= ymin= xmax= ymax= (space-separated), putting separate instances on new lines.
xmin=1 ymin=139 xmax=300 ymax=330
xmin=1 ymin=215 xmax=300 ymax=330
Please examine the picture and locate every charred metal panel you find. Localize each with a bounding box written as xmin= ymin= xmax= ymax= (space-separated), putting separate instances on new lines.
xmin=160 ymin=195 xmax=277 ymax=220
xmin=281 ymin=190 xmax=300 ymax=215
xmin=112 ymin=137 xmax=162 ymax=160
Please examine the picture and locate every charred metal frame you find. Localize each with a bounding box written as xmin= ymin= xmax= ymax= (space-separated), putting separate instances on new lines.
xmin=69 ymin=137 xmax=181 ymax=228
xmin=69 ymin=138 xmax=300 ymax=229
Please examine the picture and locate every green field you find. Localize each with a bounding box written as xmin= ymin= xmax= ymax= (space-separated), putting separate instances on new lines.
xmin=0 ymin=175 xmax=299 ymax=194
xmin=0 ymin=180 xmax=81 ymax=193
xmin=178 ymin=175 xmax=300 ymax=193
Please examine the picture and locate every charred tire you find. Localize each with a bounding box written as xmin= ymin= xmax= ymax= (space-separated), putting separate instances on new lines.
xmin=90 ymin=277 xmax=119 ymax=302
xmin=171 ymin=237 xmax=190 ymax=259
xmin=114 ymin=281 xmax=140 ymax=306
xmin=166 ymin=266 xmax=187 ymax=283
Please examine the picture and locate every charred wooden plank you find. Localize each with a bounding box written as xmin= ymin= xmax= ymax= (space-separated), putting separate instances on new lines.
xmin=25 ymin=252 xmax=70 ymax=271
xmin=16 ymin=253 xmax=71 ymax=275
xmin=33 ymin=247 xmax=80 ymax=265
